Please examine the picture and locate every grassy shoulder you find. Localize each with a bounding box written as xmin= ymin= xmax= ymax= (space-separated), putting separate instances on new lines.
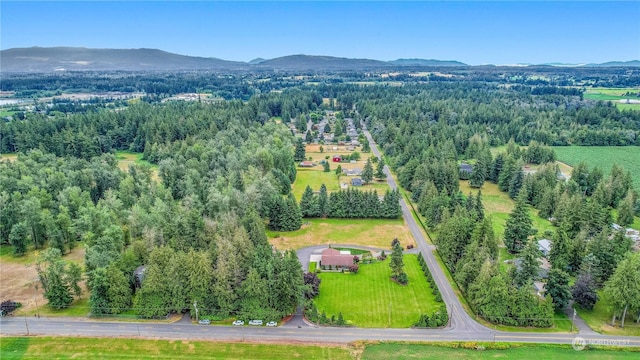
xmin=267 ymin=218 xmax=414 ymax=250
xmin=362 ymin=342 xmax=640 ymax=360
xmin=0 ymin=337 xmax=354 ymax=360
xmin=314 ymin=254 xmax=440 ymax=328
xmin=576 ymin=291 xmax=640 ymax=337
xmin=115 ymin=151 xmax=159 ymax=181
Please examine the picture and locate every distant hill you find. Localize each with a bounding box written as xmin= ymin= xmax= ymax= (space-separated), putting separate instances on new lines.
xmin=256 ymin=55 xmax=391 ymax=70
xmin=585 ymin=60 xmax=640 ymax=67
xmin=389 ymin=58 xmax=467 ymax=67
xmin=0 ymin=47 xmax=247 ymax=72
xmin=248 ymin=58 xmax=267 ymax=65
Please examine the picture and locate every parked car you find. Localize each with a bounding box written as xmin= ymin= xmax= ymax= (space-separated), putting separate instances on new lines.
xmin=198 ymin=319 xmax=210 ymax=325
xmin=232 ymin=320 xmax=244 ymax=326
xmin=249 ymin=320 xmax=263 ymax=326
xmin=266 ymin=321 xmax=277 ymax=327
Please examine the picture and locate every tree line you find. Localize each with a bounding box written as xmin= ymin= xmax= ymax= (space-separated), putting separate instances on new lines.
xmin=299 ymin=185 xmax=401 ymax=219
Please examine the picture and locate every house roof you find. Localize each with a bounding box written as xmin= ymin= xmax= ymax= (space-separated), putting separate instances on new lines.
xmin=351 ymin=178 xmax=363 ymax=186
xmin=321 ymin=248 xmax=354 ymax=267
xmin=538 ymin=239 xmax=551 ymax=253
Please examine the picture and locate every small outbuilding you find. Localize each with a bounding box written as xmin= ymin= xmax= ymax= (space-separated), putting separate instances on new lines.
xmin=351 ymin=178 xmax=363 ymax=187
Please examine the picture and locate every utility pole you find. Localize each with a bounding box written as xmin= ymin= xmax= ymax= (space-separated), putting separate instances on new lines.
xmin=388 ymin=302 xmax=391 ymax=327
xmin=33 ymin=281 xmax=39 ymax=318
xmin=24 ymin=315 xmax=29 ymax=336
xmin=193 ymin=301 xmax=198 ymax=323
xmin=571 ymin=308 xmax=576 ymax=333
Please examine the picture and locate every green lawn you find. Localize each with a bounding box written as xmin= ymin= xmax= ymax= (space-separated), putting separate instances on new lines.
xmin=362 ymin=343 xmax=640 ymax=360
xmin=0 ymin=337 xmax=353 ymax=360
xmin=314 ymin=254 xmax=439 ymax=328
xmin=552 ymin=146 xmax=640 ymax=191
xmin=576 ymin=291 xmax=640 ymax=337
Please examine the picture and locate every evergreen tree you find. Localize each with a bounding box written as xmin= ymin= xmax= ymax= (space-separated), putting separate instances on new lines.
xmin=469 ymin=159 xmax=485 ymax=188
xmin=515 ymin=238 xmax=541 ymax=287
xmin=335 ymin=165 xmax=342 ymax=179
xmin=294 ymin=138 xmax=306 ymax=162
xmin=508 ymin=169 xmax=524 ymax=199
xmin=362 ymin=158 xmax=373 ymax=184
xmin=375 ymin=158 xmax=386 ymax=180
xmin=475 ymin=190 xmax=485 ymax=220
xmin=546 ymin=268 xmax=571 ymax=311
xmin=299 ymin=185 xmax=317 ymax=218
xmin=323 ymin=161 xmax=330 ymax=172
xmin=305 ymin=130 xmax=313 ymax=143
xmin=317 ymin=184 xmax=328 ymax=218
xmin=617 ymin=190 xmax=636 ymax=227
xmin=389 ymin=241 xmax=407 ymax=284
xmin=281 ymin=193 xmax=303 ymax=231
xmin=504 ymin=191 xmax=532 ymax=253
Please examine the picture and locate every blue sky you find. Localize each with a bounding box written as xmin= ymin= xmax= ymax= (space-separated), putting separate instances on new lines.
xmin=1 ymin=1 xmax=639 ymax=65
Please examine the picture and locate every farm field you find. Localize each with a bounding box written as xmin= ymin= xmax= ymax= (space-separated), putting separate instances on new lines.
xmin=583 ymin=88 xmax=640 ymax=110
xmin=0 ymin=337 xmax=353 ymax=360
xmin=552 ymin=146 xmax=640 ymax=191
xmin=363 ymin=343 xmax=640 ymax=360
xmin=314 ymin=254 xmax=439 ymax=328
xmin=267 ymin=218 xmax=414 ymax=250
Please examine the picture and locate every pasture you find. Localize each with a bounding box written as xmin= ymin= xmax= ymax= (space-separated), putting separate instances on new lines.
xmin=293 ymin=144 xmax=390 ymax=201
xmin=583 ymin=87 xmax=640 ymax=110
xmin=314 ymin=254 xmax=439 ymax=328
xmin=363 ymin=343 xmax=640 ymax=360
xmin=552 ymin=146 xmax=640 ymax=191
xmin=267 ymin=218 xmax=414 ymax=250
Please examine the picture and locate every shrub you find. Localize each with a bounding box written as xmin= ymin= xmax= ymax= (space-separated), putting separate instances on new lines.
xmin=391 ymin=238 xmax=400 ymax=248
xmin=348 ymin=264 xmax=359 ymax=273
xmin=395 ymin=272 xmax=408 ymax=285
xmin=0 ymin=300 xmax=21 ymax=316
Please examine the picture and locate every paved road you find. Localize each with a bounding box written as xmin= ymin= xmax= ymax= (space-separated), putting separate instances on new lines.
xmin=362 ymin=125 xmax=486 ymax=334
xmin=2 ymin=317 xmax=640 ymax=346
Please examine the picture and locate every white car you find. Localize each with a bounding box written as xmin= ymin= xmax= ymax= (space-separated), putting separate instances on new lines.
xmin=266 ymin=321 xmax=277 ymax=327
xmin=249 ymin=320 xmax=263 ymax=326
xmin=232 ymin=320 xmax=244 ymax=326
xmin=198 ymin=319 xmax=210 ymax=325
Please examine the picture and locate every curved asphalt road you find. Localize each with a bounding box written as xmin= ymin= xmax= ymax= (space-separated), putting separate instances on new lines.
xmin=2 ymin=125 xmax=639 ymax=347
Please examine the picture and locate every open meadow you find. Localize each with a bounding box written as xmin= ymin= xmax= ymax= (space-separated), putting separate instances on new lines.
xmin=267 ymin=218 xmax=414 ymax=250
xmin=314 ymin=255 xmax=439 ymax=328
xmin=583 ymin=88 xmax=640 ymax=111
xmin=0 ymin=337 xmax=354 ymax=360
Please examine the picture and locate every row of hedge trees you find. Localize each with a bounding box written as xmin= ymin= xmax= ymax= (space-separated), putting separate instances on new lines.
xmin=414 ymin=253 xmax=448 ymax=328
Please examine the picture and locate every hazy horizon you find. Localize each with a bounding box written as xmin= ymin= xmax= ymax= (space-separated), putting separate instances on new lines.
xmin=2 ymin=1 xmax=639 ymax=65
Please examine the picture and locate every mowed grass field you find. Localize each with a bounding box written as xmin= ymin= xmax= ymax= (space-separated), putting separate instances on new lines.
xmin=362 ymin=343 xmax=640 ymax=360
xmin=552 ymin=146 xmax=640 ymax=191
xmin=459 ymin=181 xmax=554 ymax=238
xmin=267 ymin=218 xmax=414 ymax=250
xmin=314 ymin=254 xmax=439 ymax=328
xmin=583 ymin=87 xmax=640 ymax=111
xmin=0 ymin=337 xmax=354 ymax=360
xmin=0 ymin=153 xmax=18 ymax=162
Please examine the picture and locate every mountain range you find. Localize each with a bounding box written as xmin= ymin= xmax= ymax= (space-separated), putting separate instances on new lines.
xmin=1 ymin=47 xmax=638 ymax=73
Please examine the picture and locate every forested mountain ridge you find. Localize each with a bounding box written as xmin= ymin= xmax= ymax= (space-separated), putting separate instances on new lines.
xmin=0 ymin=47 xmax=248 ymax=72
xmin=2 ymin=47 xmax=637 ymax=73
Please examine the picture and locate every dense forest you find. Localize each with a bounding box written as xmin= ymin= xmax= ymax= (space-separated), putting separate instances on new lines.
xmin=2 ymin=71 xmax=639 ymax=325
xmin=0 ymin=92 xmax=327 ymax=319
